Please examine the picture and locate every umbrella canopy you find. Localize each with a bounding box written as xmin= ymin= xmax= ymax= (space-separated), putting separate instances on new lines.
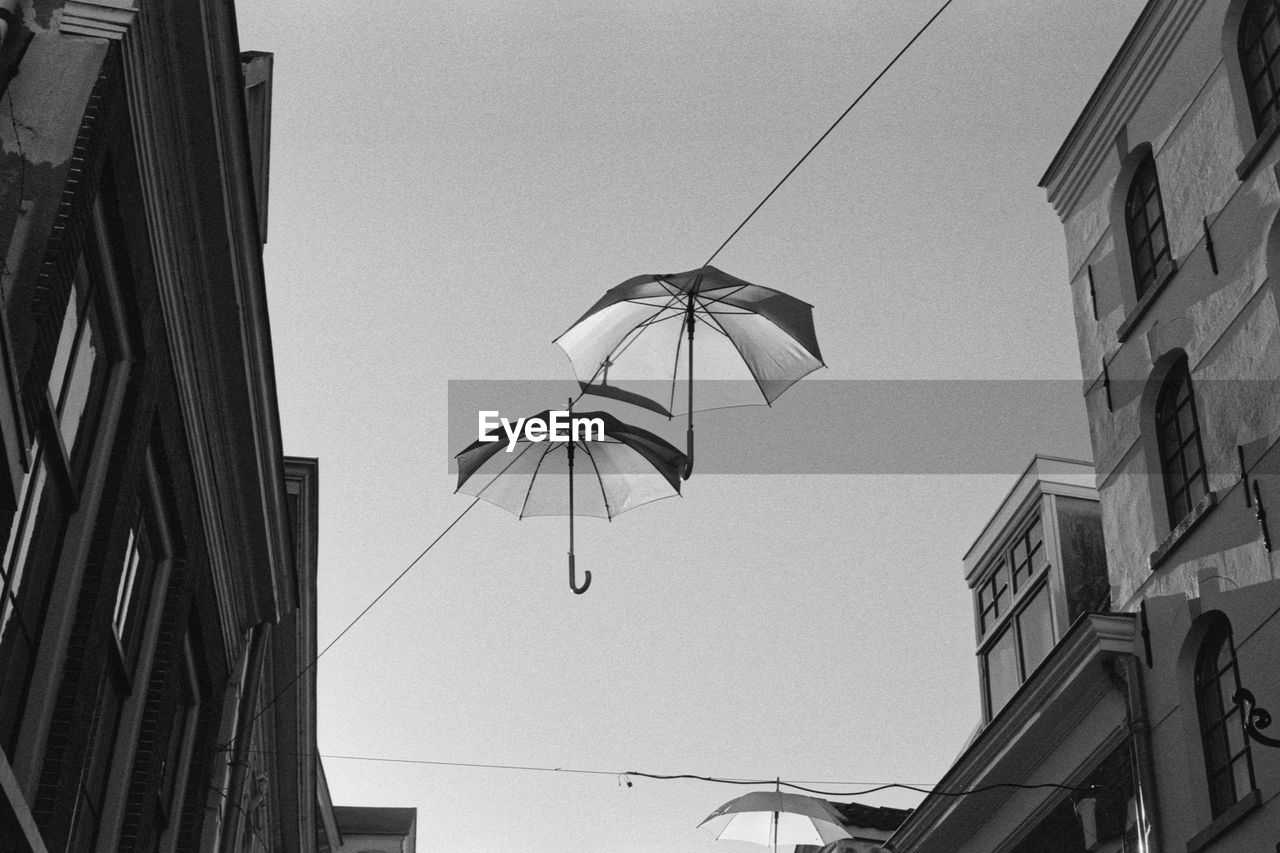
xmin=455 ymin=408 xmax=685 ymax=593
xmin=554 ymin=265 xmax=824 ymax=477
xmin=699 ymin=791 xmax=852 ymax=850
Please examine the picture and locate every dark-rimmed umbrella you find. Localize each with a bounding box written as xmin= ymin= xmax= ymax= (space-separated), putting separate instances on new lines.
xmin=554 ymin=265 xmax=824 ymax=479
xmin=454 ymin=405 xmax=685 ymax=594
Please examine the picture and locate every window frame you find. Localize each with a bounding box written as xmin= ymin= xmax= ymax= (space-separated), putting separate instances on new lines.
xmin=1124 ymin=153 xmax=1174 ymax=301
xmin=976 ymin=512 xmax=1055 ymax=719
xmin=1195 ymin=620 xmax=1257 ymax=819
xmin=0 ymin=196 xmax=130 ymax=760
xmin=1155 ymin=359 xmax=1209 ymax=531
xmin=1240 ymin=0 xmax=1280 ymax=135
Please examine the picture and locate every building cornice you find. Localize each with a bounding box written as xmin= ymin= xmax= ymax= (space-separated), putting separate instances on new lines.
xmin=1039 ymin=0 xmax=1207 ymax=219
xmin=889 ymin=613 xmax=1137 ymax=852
xmin=117 ymin=0 xmax=291 ymax=663
xmin=59 ymin=0 xmax=137 ymax=41
xmin=961 ymin=456 xmax=1096 ymax=581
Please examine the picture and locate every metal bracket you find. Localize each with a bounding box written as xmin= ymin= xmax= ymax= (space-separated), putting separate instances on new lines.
xmin=1203 ymin=217 xmax=1219 ymax=275
xmin=1233 ymin=688 xmax=1280 ymax=749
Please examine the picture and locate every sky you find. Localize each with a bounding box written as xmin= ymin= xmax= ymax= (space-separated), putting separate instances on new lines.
xmin=235 ymin=2 xmax=1147 ymax=850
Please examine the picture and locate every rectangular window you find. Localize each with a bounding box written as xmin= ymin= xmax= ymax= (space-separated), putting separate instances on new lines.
xmin=978 ymin=514 xmax=1056 ymax=718
xmin=155 ymin=637 xmax=201 ymax=850
xmin=48 ymin=259 xmax=104 ymax=459
xmin=113 ymin=525 xmax=142 ymax=642
xmin=1017 ymin=584 xmax=1054 ymax=676
xmin=984 ymin=627 xmax=1019 ymax=714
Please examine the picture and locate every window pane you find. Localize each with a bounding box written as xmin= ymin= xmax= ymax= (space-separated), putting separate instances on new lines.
xmin=1186 ymin=472 xmax=1207 ymax=509
xmin=1017 ymin=585 xmax=1055 ymax=677
xmin=58 ymin=317 xmax=101 ymax=457
xmin=1232 ymin=754 xmax=1253 ymax=799
xmin=993 ymin=568 xmax=1009 ymax=617
xmin=113 ymin=527 xmax=140 ymax=641
xmin=47 ymin=293 xmax=79 ymax=408
xmin=985 ymin=627 xmax=1019 ymax=715
xmin=1146 ymin=194 xmax=1163 ymax=231
xmin=1 ymin=444 xmax=48 ymax=640
xmin=1197 ymin=621 xmax=1252 ymax=816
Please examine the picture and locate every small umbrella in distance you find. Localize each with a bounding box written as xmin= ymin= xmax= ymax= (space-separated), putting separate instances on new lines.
xmin=454 ymin=404 xmax=685 ymax=594
xmin=699 ymin=788 xmax=853 ymax=851
xmin=554 ymin=265 xmax=824 ymax=479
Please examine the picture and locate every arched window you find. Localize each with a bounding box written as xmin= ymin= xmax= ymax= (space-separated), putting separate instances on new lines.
xmin=1195 ymin=619 xmax=1255 ymax=817
xmin=1125 ymin=153 xmax=1173 ymax=299
xmin=1240 ymin=0 xmax=1280 ymax=133
xmin=1155 ymin=359 xmax=1208 ymax=528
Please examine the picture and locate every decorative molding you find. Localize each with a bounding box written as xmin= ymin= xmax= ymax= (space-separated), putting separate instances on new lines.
xmin=1040 ymin=0 xmax=1208 ymax=218
xmin=59 ymin=0 xmax=138 ymax=41
xmin=892 ymin=614 xmax=1138 ymax=851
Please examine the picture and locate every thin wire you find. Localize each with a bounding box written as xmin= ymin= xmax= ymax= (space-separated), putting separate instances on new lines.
xmin=628 ymin=772 xmax=1096 ymax=798
xmin=216 ymin=498 xmax=482 ymax=753
xmin=703 ymin=0 xmax=957 ymax=267
xmin=243 ymin=749 xmax=925 ymax=785
xmin=238 ymin=750 xmax=1095 ymax=798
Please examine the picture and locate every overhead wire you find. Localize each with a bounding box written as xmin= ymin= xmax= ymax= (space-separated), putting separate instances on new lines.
xmin=215 ymin=497 xmax=483 ymax=754
xmin=239 ymin=749 xmax=1095 ymax=799
xmin=703 ymin=0 xmax=957 ymax=267
xmin=223 ymin=0 xmax=964 ymax=786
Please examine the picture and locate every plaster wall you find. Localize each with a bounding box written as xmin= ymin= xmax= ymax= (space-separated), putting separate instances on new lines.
xmin=0 ymin=8 xmax=107 ymax=374
xmin=1048 ymin=0 xmax=1280 ymax=610
xmin=1138 ymin=580 xmax=1280 ymax=851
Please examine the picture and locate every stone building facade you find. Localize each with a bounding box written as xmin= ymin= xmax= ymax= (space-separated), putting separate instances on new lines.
xmin=891 ymin=0 xmax=1280 ymax=850
xmin=0 ymin=2 xmax=415 ymax=851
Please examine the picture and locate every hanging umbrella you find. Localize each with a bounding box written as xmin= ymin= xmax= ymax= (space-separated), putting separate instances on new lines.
xmin=454 ymin=403 xmax=685 ymax=594
xmin=554 ymin=265 xmax=824 ymax=479
xmin=699 ymin=789 xmax=853 ymax=851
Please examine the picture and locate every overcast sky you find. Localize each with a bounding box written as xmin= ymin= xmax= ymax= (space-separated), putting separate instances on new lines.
xmin=236 ymin=2 xmax=1146 ymax=850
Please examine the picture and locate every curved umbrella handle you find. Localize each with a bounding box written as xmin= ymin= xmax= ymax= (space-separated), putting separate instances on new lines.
xmin=569 ymin=553 xmax=591 ymax=594
xmin=683 ymin=424 xmax=694 ymax=480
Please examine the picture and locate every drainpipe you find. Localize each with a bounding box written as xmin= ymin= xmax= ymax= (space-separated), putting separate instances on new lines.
xmin=1112 ymin=656 xmax=1162 ymax=853
xmin=220 ymin=623 xmax=271 ymax=853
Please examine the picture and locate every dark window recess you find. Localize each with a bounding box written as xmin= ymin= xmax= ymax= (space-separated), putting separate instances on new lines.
xmin=1010 ymin=743 xmax=1138 ymax=852
xmin=1058 ymin=497 xmax=1110 ymax=621
xmin=1156 ymin=360 xmax=1209 ymax=530
xmin=1125 ymin=154 xmax=1174 ymax=300
xmin=1241 ymin=0 xmax=1280 ymax=134
xmin=1196 ymin=620 xmax=1256 ymax=818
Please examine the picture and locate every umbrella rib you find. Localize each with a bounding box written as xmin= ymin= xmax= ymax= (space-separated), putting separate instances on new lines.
xmin=458 ymin=440 xmax=539 ymax=499
xmin=578 ymin=439 xmax=613 ymax=519
xmin=516 ymin=440 xmax=558 ymax=520
xmin=586 ymin=292 xmax=686 ymax=385
xmin=693 ymin=297 xmax=734 ymax=340
xmin=693 ymin=284 xmax=750 ymax=305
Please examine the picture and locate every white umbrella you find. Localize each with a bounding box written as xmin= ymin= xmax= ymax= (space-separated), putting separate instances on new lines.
xmin=699 ymin=790 xmax=852 ymax=850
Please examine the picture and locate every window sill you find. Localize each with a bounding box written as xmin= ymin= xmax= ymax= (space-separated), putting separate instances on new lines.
xmin=1236 ymin=116 xmax=1280 ymax=181
xmin=1149 ymin=491 xmax=1218 ymax=571
xmin=1185 ymin=789 xmax=1261 ymax=853
xmin=1117 ymin=263 xmax=1177 ymax=343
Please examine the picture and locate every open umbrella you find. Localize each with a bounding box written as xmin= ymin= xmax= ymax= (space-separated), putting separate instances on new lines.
xmin=554 ymin=265 xmax=824 ymax=479
xmin=454 ymin=403 xmax=685 ymax=594
xmin=699 ymin=789 xmax=853 ymax=851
